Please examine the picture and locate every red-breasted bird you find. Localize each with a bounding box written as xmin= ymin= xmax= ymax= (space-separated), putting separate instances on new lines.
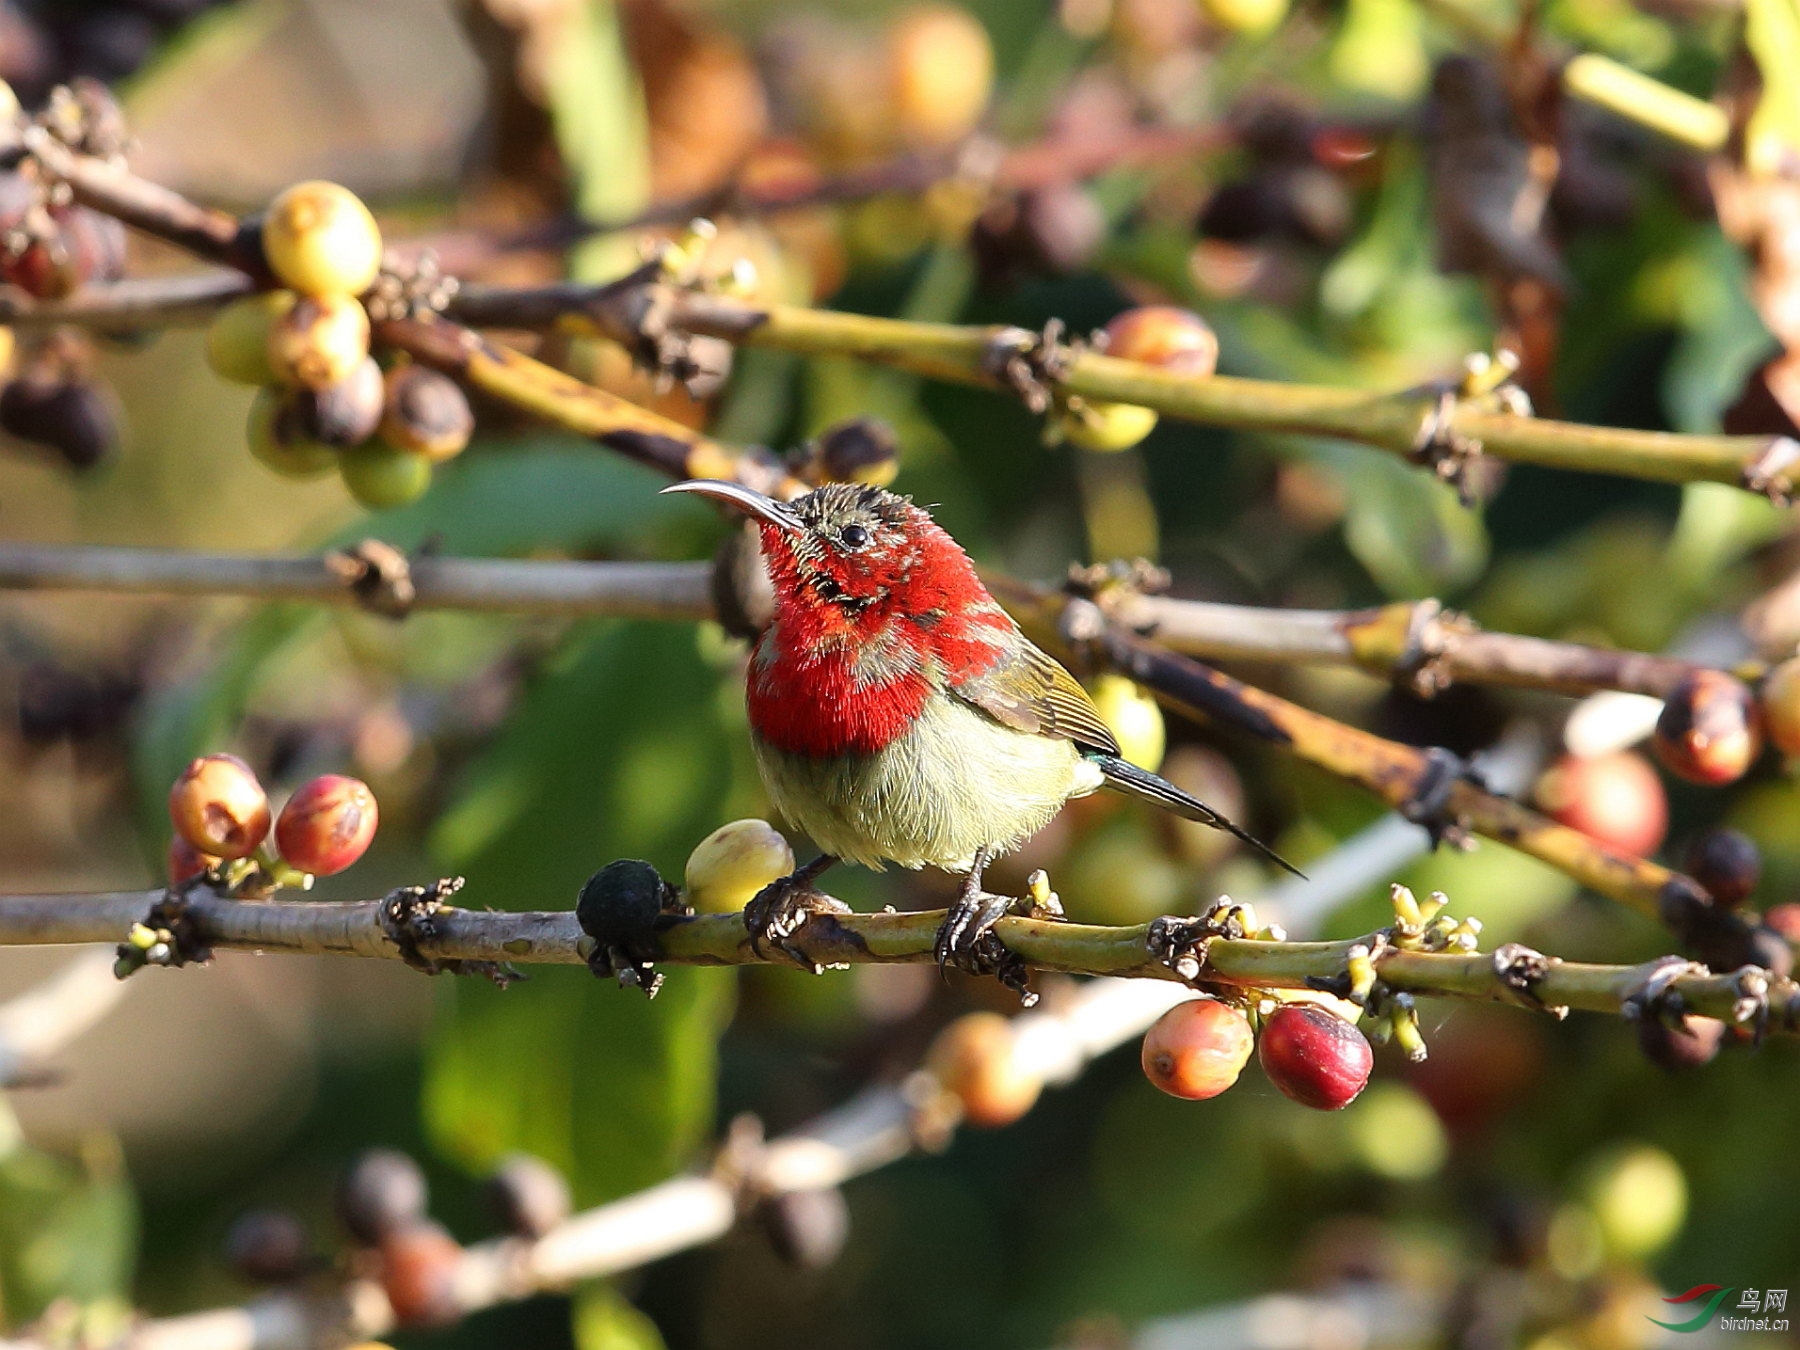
xmin=663 ymin=479 xmax=1297 ymax=974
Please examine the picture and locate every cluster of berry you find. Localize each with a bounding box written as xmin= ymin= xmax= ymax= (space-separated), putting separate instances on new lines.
xmin=166 ymin=751 xmax=378 ymax=886
xmin=928 ymin=993 xmax=1373 ymax=1129
xmin=205 ymin=181 xmax=473 ymax=509
xmin=0 ymin=80 xmax=128 ymax=469
xmin=223 ymin=1148 xmax=572 ymax=1336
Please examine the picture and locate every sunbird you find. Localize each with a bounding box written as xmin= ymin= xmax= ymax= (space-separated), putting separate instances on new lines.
xmin=664 ymin=480 xmax=1296 ymax=967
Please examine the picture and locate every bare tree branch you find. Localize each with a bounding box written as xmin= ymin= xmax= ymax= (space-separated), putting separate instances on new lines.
xmin=0 ymin=888 xmax=1787 ymax=1030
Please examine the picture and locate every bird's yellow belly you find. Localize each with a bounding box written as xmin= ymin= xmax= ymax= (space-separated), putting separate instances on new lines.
xmin=752 ymin=694 xmax=1103 ymax=873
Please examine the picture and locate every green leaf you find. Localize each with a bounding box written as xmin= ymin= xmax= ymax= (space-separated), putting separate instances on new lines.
xmin=544 ymin=0 xmax=651 ymax=281
xmin=423 ymin=620 xmax=742 ymax=1204
xmin=129 ymin=440 xmax=688 ymax=868
xmin=573 ymin=1282 xmax=667 ymax=1350
xmin=0 ymin=1118 xmax=136 ymax=1328
xmin=343 ymin=438 xmax=685 ymax=557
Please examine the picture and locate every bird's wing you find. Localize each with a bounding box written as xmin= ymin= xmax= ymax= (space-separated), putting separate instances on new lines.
xmin=948 ymin=637 xmax=1123 ymax=756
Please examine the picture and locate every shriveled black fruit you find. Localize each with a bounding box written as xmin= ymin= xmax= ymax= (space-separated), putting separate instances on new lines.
xmin=759 ymin=1187 xmax=850 ymax=1269
xmin=223 ymin=1208 xmax=310 ymax=1284
xmin=336 ymin=1148 xmax=429 ymax=1246
xmin=576 ymin=860 xmax=666 ymax=943
xmin=483 ymin=1153 xmax=572 ymax=1240
xmin=0 ymin=371 xmax=118 ymax=470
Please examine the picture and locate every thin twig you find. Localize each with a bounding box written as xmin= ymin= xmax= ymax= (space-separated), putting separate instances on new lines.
xmin=990 ymin=578 xmax=1749 ymax=959
xmin=371 ymin=314 xmax=808 ymax=498
xmin=1100 ymin=591 xmax=1714 ymax=698
xmin=0 ymin=543 xmax=1721 ymax=699
xmin=11 ymin=133 xmax=1791 ymax=496
xmin=0 ymin=889 xmax=1786 ymax=1029
xmin=641 ymin=290 xmax=1797 ymax=497
xmin=408 ymin=123 xmax=1228 ymax=272
xmin=0 ymin=543 xmax=715 ymax=621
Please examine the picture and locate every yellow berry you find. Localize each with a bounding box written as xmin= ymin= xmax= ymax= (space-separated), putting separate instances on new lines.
xmin=205 ymin=291 xmax=295 ymax=386
xmin=1200 ymin=0 xmax=1290 ymax=35
xmin=1052 ymin=399 xmax=1159 ymax=453
xmin=261 ymin=181 xmax=383 ymax=297
xmin=684 ymin=819 xmax=796 ymax=913
xmin=1090 ymin=674 xmax=1166 ymax=772
xmin=267 ymin=293 xmax=370 ymax=391
xmin=884 ymin=5 xmax=994 ymax=149
xmin=1760 ymin=656 xmax=1800 ymax=757
xmin=1581 ymin=1144 xmax=1686 ymax=1261
xmin=340 ymin=441 xmax=432 ymax=510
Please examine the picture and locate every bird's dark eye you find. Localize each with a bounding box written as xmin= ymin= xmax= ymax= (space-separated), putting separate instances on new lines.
xmin=840 ymin=524 xmax=870 ymax=549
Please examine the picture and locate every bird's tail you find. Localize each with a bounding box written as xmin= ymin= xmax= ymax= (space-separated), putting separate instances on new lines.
xmin=1090 ymin=753 xmax=1305 ymax=879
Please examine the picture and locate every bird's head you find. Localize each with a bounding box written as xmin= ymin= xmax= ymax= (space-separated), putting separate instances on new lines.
xmin=663 ymin=479 xmax=985 ymax=634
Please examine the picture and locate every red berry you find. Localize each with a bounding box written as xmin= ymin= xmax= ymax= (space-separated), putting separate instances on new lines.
xmin=1141 ymin=997 xmax=1254 ymax=1100
xmin=926 ymin=1012 xmax=1042 ymax=1128
xmin=1684 ymin=827 xmax=1761 ymax=907
xmin=1760 ymin=656 xmax=1800 ymax=757
xmin=275 ymin=775 xmax=378 ymax=876
xmin=167 ymin=834 xmax=218 ymax=886
xmin=378 ymin=1220 xmax=462 ymax=1328
xmin=169 ymin=754 xmax=271 ymax=860
xmin=1764 ymin=903 xmax=1800 ymax=944
xmin=1102 ymin=306 xmax=1220 ymax=377
xmin=1257 ymin=1004 xmax=1373 ymax=1111
xmin=1653 ymin=670 xmax=1763 ymax=786
xmin=1534 ymin=751 xmax=1667 ymax=857
xmin=1636 ymin=1015 xmax=1724 ymax=1072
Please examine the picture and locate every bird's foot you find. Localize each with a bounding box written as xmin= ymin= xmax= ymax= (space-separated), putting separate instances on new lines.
xmin=933 ymin=869 xmax=1062 ymax=1007
xmin=745 ymin=861 xmax=848 ymax=973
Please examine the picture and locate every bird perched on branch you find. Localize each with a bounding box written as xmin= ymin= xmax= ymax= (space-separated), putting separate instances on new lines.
xmin=663 ymin=479 xmax=1296 ymax=981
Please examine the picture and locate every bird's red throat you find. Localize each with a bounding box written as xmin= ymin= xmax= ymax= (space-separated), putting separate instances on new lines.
xmin=745 ymin=518 xmax=1010 ymax=759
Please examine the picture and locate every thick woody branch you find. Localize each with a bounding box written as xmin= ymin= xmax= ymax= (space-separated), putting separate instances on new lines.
xmin=0 ymin=889 xmax=1788 ymax=1030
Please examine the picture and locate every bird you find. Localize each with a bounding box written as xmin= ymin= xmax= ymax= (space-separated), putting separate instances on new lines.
xmin=662 ymin=478 xmax=1298 ymax=976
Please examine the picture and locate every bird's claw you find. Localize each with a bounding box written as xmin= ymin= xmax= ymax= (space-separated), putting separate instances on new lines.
xmin=933 ymin=887 xmax=1052 ymax=1007
xmin=744 ymin=874 xmax=850 ymax=973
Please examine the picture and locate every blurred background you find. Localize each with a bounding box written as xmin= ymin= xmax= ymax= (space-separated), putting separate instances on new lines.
xmin=0 ymin=0 xmax=1796 ymax=1345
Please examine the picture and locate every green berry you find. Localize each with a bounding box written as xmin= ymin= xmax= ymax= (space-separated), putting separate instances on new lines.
xmin=206 ymin=291 xmax=295 ymax=386
xmin=339 ymin=440 xmax=432 ymax=509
